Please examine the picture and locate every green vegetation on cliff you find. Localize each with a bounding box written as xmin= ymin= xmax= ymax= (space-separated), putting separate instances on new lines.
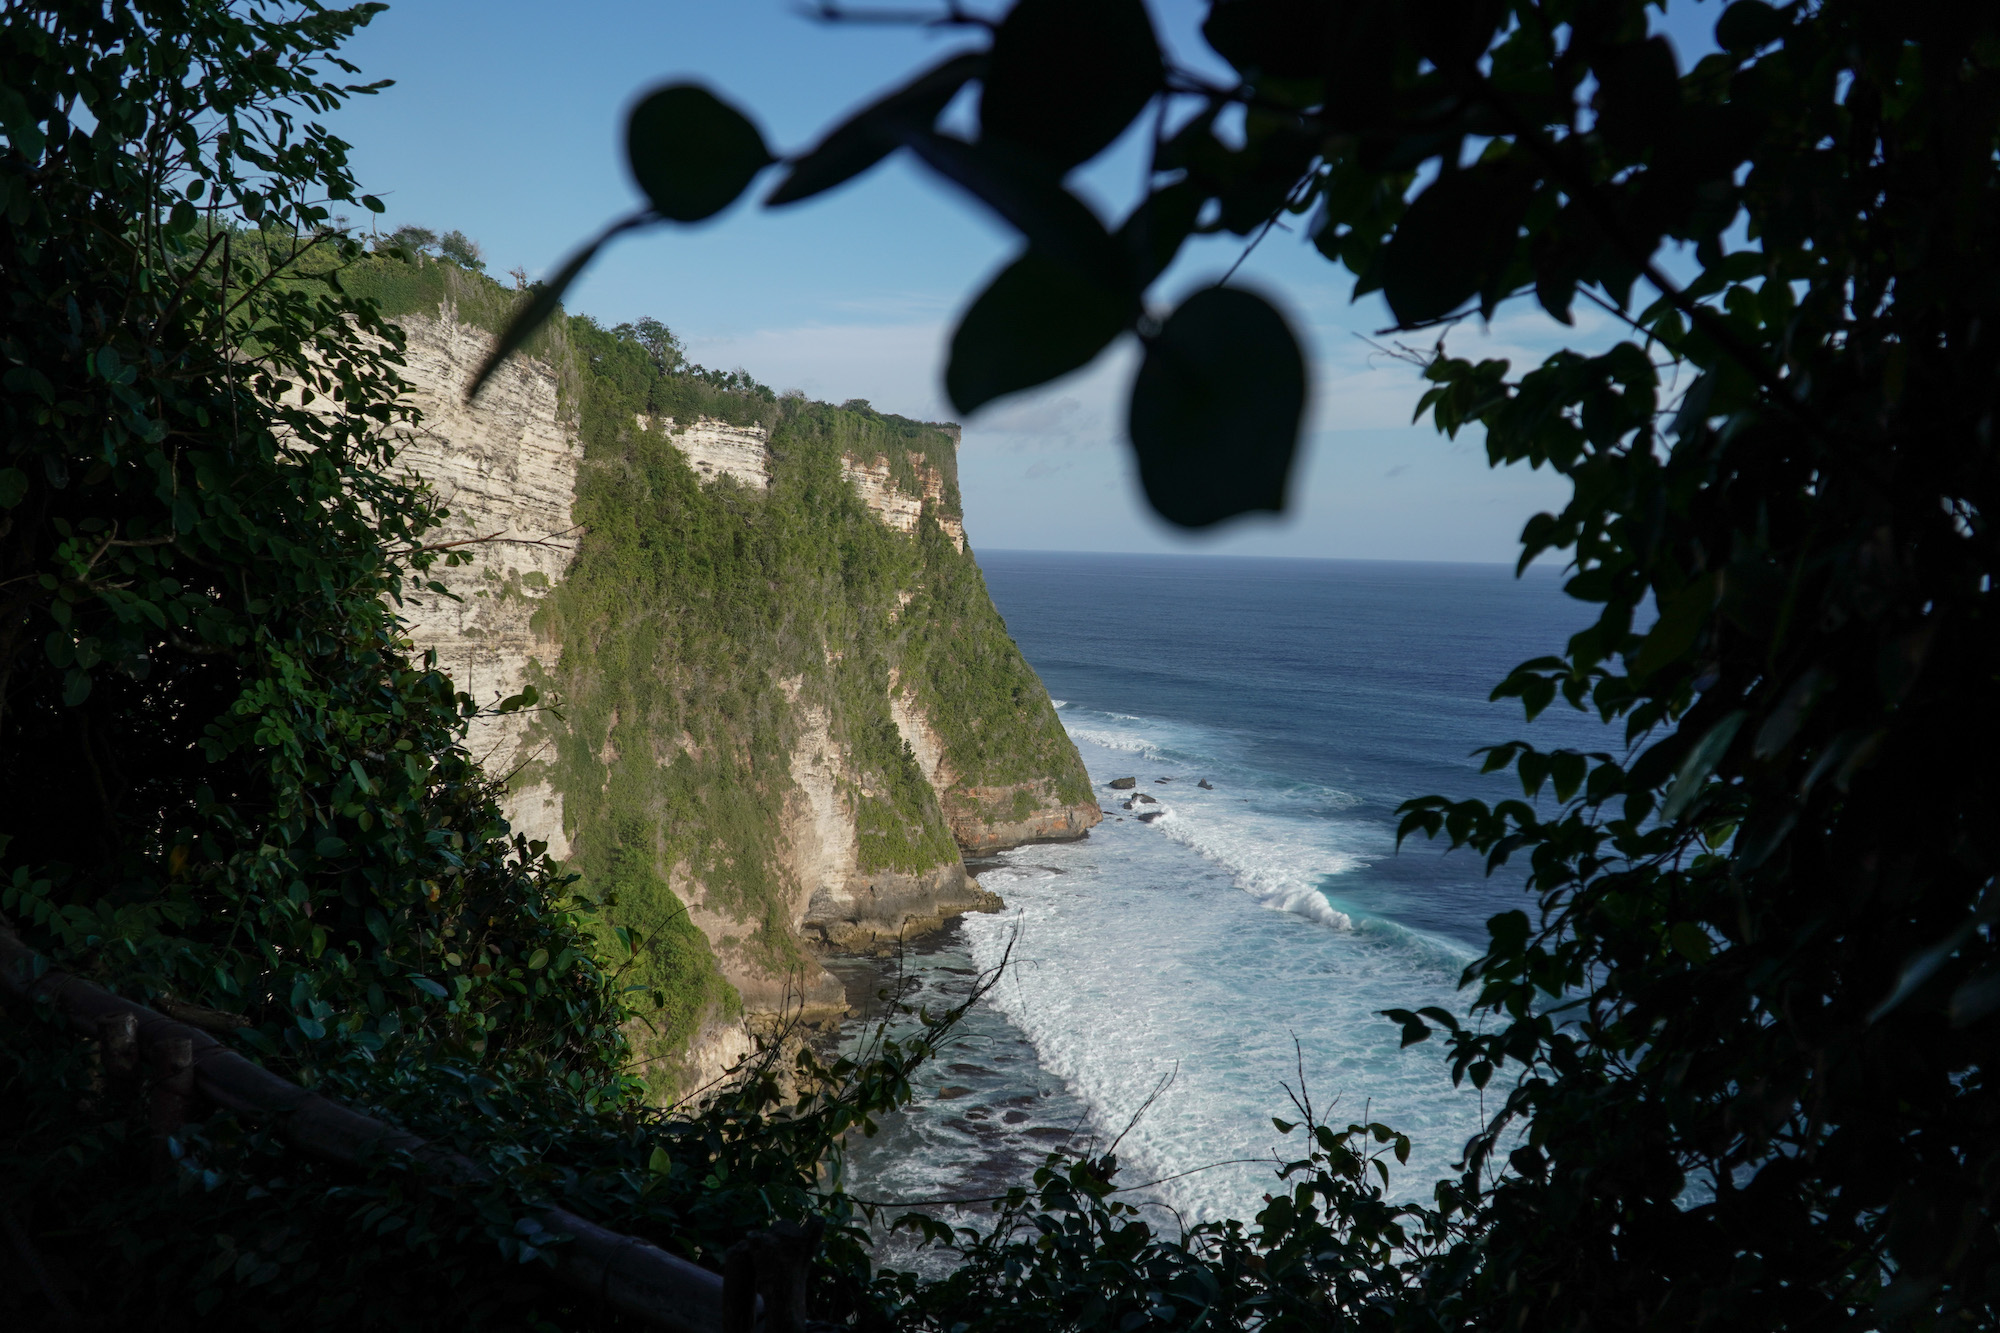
xmin=349 ymin=251 xmax=1088 ymax=1084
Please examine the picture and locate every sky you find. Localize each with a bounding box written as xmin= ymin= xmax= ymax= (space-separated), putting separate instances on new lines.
xmin=325 ymin=1 xmax=1721 ymax=562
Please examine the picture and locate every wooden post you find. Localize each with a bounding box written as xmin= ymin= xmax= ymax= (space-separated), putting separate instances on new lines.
xmin=721 ymin=1238 xmax=759 ymax=1333
xmin=721 ymin=1218 xmax=823 ymax=1333
xmin=99 ymin=1012 xmax=139 ymax=1086
xmin=147 ymin=1033 xmax=195 ymax=1174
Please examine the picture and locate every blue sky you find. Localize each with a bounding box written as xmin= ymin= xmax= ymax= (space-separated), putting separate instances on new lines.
xmin=328 ymin=1 xmax=1719 ymax=562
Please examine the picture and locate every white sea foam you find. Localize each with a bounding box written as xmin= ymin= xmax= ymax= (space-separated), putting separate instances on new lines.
xmin=925 ymin=723 xmax=1487 ymax=1221
xmin=1153 ymin=801 xmax=1360 ymax=929
xmin=1067 ymin=705 xmax=1371 ymax=931
xmin=851 ymin=706 xmax=1488 ymax=1224
xmin=960 ymin=828 xmax=1482 ymax=1221
xmin=1067 ymin=726 xmax=1168 ymax=758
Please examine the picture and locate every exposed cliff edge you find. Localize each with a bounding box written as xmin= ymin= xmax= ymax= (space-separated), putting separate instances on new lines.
xmin=361 ymin=261 xmax=1095 ymax=1096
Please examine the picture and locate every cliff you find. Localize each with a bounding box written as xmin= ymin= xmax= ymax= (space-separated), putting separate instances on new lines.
xmin=359 ymin=259 xmax=1097 ymax=1096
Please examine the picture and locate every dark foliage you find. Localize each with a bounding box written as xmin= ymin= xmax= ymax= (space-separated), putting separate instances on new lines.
xmin=17 ymin=0 xmax=2000 ymax=1328
xmin=0 ymin=3 xmax=965 ymax=1327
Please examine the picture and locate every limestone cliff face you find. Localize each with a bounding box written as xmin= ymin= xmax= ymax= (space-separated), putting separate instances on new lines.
xmin=635 ymin=415 xmax=771 ymax=490
xmin=888 ymin=674 xmax=1101 ymax=856
xmin=842 ymin=448 xmax=967 ymax=551
xmin=384 ymin=307 xmax=1094 ymax=1097
xmin=782 ymin=691 xmax=1000 ymax=957
xmin=388 ymin=308 xmax=575 ymax=859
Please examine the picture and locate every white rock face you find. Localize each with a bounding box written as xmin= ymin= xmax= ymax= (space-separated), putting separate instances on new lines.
xmin=783 ymin=693 xmax=862 ymax=927
xmin=389 ymin=308 xmax=580 ymax=859
xmin=637 ymin=414 xmax=772 ymax=490
xmin=840 ymin=451 xmax=967 ymax=551
xmin=888 ymin=667 xmax=953 ymax=792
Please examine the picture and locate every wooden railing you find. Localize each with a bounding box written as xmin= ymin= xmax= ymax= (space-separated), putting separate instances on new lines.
xmin=0 ymin=922 xmax=826 ymax=1332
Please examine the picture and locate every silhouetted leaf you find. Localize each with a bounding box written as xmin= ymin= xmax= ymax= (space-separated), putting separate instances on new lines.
xmin=1381 ymin=159 xmax=1534 ymax=326
xmin=981 ymin=0 xmax=1161 ymax=170
xmin=1128 ymin=287 xmax=1304 ymax=528
xmin=1592 ymin=38 xmax=1681 ymax=154
xmin=1203 ymin=0 xmax=1333 ymax=80
xmin=625 ymin=83 xmax=772 ymax=222
xmin=467 ymin=211 xmax=651 ymax=402
xmin=1715 ymin=0 xmax=1787 ymax=54
xmin=1669 ymin=921 xmax=1714 ymax=963
xmin=767 ymin=51 xmax=983 ymax=207
xmin=1659 ymin=710 xmax=1745 ymax=823
xmin=899 ymin=128 xmax=1125 ymax=288
xmin=1550 ymin=750 xmax=1587 ymax=803
xmin=1872 ymin=915 xmax=1982 ymax=1022
xmin=1753 ymin=666 xmax=1831 ymax=758
xmin=1950 ymin=969 xmax=2000 ymax=1027
xmin=947 ymin=250 xmax=1133 ymax=414
xmin=1115 ymin=180 xmax=1202 ymax=288
xmin=1631 ymin=573 xmax=1716 ymax=680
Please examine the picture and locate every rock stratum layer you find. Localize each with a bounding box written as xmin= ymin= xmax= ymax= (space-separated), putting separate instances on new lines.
xmin=378 ymin=290 xmax=1096 ymax=1096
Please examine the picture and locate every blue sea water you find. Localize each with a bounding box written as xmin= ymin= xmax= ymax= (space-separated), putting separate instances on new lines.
xmin=834 ymin=553 xmax=1604 ymax=1231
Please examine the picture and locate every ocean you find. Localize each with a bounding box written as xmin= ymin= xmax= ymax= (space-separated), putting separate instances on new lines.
xmin=831 ymin=552 xmax=1604 ymax=1234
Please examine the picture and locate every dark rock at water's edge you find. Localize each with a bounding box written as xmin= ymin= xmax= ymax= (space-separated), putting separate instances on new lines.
xmin=1108 ymin=776 xmax=1137 ymax=790
xmin=1198 ymin=779 xmax=1214 ymax=790
xmin=802 ymin=863 xmax=1003 ymax=957
xmin=960 ymin=855 xmax=1065 ymax=878
xmin=940 ymin=781 xmax=1102 ymax=857
xmin=1155 ymin=777 xmax=1173 ymax=783
xmin=1137 ymin=811 xmax=1166 ymax=823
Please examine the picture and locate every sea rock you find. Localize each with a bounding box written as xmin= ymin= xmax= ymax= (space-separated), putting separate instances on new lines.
xmin=1137 ymin=810 xmax=1166 ymax=823
xmin=1108 ymin=776 xmax=1137 ymax=790
xmin=1155 ymin=777 xmax=1172 ymax=783
xmin=1198 ymin=779 xmax=1214 ymax=790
